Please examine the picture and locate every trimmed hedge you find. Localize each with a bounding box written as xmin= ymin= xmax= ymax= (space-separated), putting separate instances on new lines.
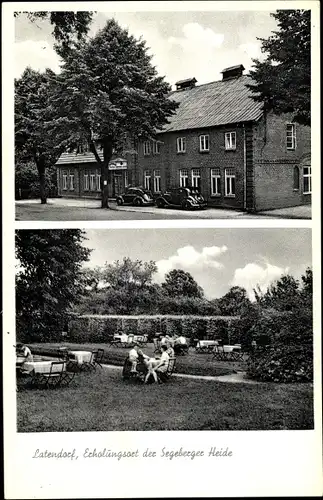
xmin=68 ymin=315 xmax=240 ymax=343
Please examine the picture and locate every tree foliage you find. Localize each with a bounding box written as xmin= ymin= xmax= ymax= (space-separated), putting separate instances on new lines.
xmin=49 ymin=19 xmax=178 ymax=207
xmin=15 ymin=68 xmax=62 ymax=203
xmin=15 ymin=161 xmax=57 ymax=199
xmin=15 ymin=11 xmax=94 ymax=57
xmin=16 ymin=230 xmax=91 ymax=341
xmin=247 ymin=10 xmax=311 ymax=125
xmin=218 ymin=286 xmax=251 ymax=316
xmin=162 ymin=269 xmax=204 ymax=299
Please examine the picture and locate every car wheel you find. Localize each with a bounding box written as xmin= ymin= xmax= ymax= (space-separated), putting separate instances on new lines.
xmin=116 ymin=198 xmax=123 ymax=206
xmin=134 ymin=198 xmax=143 ymax=206
xmin=156 ymin=199 xmax=165 ymax=208
xmin=181 ymin=201 xmax=190 ymax=210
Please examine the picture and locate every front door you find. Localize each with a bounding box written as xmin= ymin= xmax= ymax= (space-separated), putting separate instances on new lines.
xmin=113 ymin=174 xmax=123 ymax=197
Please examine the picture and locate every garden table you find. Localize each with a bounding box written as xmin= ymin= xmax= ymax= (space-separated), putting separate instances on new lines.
xmin=23 ymin=360 xmax=66 ymax=373
xmin=16 ymin=356 xmax=27 ymax=366
xmin=196 ymin=340 xmax=218 ymax=352
xmin=69 ymin=350 xmax=92 ymax=364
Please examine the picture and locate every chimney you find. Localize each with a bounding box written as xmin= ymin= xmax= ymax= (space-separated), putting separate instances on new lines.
xmin=175 ymin=77 xmax=197 ymax=91
xmin=221 ymin=64 xmax=245 ymax=81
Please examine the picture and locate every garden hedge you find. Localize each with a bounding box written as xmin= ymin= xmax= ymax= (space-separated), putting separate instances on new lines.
xmin=68 ymin=314 xmax=241 ymax=343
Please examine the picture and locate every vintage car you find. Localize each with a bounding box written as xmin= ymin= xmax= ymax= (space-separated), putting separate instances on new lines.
xmin=155 ymin=187 xmax=207 ymax=210
xmin=116 ymin=187 xmax=155 ymax=207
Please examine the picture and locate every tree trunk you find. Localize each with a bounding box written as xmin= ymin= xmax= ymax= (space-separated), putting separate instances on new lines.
xmin=90 ymin=138 xmax=113 ymax=209
xmin=36 ymin=159 xmax=47 ymax=204
xmin=101 ymin=138 xmax=113 ymax=209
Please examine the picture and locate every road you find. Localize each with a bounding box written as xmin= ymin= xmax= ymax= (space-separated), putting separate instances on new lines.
xmin=15 ymin=199 xmax=311 ymax=221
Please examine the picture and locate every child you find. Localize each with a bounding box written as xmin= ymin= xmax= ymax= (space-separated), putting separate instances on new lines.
xmin=128 ymin=344 xmax=139 ymax=373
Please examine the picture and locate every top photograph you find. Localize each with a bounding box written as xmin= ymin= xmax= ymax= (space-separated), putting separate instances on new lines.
xmin=14 ymin=9 xmax=312 ymax=221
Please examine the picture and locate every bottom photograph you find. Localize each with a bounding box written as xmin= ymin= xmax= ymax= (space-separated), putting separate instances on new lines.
xmin=15 ymin=227 xmax=313 ymax=432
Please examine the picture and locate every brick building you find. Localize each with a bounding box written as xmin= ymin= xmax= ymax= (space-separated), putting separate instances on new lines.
xmin=56 ymin=64 xmax=311 ymax=211
xmin=56 ymin=149 xmax=136 ymax=199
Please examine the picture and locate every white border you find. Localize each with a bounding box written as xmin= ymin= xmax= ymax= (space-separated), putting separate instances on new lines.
xmin=3 ymin=2 xmax=322 ymax=498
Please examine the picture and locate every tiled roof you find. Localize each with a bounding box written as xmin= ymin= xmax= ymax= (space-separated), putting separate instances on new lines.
xmin=56 ymin=152 xmax=127 ymax=166
xmin=56 ymin=151 xmax=104 ymax=165
xmin=160 ymin=75 xmax=263 ymax=133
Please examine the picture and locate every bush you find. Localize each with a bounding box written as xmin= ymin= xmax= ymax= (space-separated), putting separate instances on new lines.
xmin=15 ymin=162 xmax=57 ymax=199
xmin=247 ymin=344 xmax=313 ymax=382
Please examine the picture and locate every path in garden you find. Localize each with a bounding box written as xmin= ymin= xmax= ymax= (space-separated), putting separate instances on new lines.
xmin=102 ymin=364 xmax=260 ymax=384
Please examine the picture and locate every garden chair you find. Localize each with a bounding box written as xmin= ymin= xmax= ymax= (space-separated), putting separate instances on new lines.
xmin=81 ymin=352 xmax=97 ymax=371
xmin=92 ymin=349 xmax=105 ymax=369
xmin=31 ymin=361 xmax=65 ymax=389
xmin=60 ymin=369 xmax=76 ymax=387
xmin=157 ymin=357 xmax=176 ymax=383
xmin=153 ymin=338 xmax=161 ymax=354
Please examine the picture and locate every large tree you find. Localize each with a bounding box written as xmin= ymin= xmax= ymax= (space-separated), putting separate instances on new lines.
xmin=14 ymin=12 xmax=94 ymax=203
xmin=49 ymin=19 xmax=178 ymax=208
xmin=254 ymin=274 xmax=301 ymax=311
xmin=247 ymin=10 xmax=311 ymax=126
xmin=162 ymin=269 xmax=204 ymax=299
xmin=218 ymin=286 xmax=251 ymax=316
xmin=16 ymin=229 xmax=91 ymax=341
xmin=15 ymin=68 xmax=61 ymax=203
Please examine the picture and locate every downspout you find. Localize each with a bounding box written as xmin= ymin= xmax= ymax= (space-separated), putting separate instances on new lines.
xmin=78 ymin=165 xmax=81 ymax=198
xmin=243 ymin=123 xmax=247 ymax=211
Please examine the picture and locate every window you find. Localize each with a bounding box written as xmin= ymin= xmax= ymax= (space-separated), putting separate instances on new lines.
xmin=225 ymin=168 xmax=235 ymax=197
xmin=176 ymin=137 xmax=186 ymax=153
xmin=152 ymin=140 xmax=161 ymax=155
xmin=143 ymin=141 xmax=151 ymax=155
xmin=303 ymin=166 xmax=311 ymax=194
xmin=293 ymin=166 xmax=300 ymax=190
xmin=199 ymin=135 xmax=209 ymax=152
xmin=84 ymin=173 xmax=89 ymax=191
xmin=154 ymin=170 xmax=161 ymax=192
xmin=211 ymin=168 xmax=221 ymax=196
xmin=286 ymin=124 xmax=296 ymax=150
xmin=90 ymin=173 xmax=96 ymax=191
xmin=144 ymin=170 xmax=152 ymax=191
xmin=96 ymin=173 xmax=101 ymax=191
xmin=179 ymin=169 xmax=189 ymax=187
xmin=225 ymin=132 xmax=236 ymax=150
xmin=62 ymin=172 xmax=68 ymax=190
xmin=69 ymin=172 xmax=75 ymax=191
xmin=191 ymin=168 xmax=201 ymax=189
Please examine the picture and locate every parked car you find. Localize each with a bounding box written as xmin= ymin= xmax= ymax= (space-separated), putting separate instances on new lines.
xmin=116 ymin=187 xmax=155 ymax=207
xmin=155 ymin=187 xmax=207 ymax=210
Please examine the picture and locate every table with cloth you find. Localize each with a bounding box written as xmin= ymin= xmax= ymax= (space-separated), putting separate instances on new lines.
xmin=196 ymin=340 xmax=218 ymax=353
xmin=68 ymin=350 xmax=92 ymax=364
xmin=213 ymin=344 xmax=243 ymax=361
xmin=22 ymin=360 xmax=67 ymax=374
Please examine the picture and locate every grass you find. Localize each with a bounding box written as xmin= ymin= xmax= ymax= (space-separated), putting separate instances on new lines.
xmin=28 ymin=342 xmax=241 ymax=377
xmin=17 ymin=366 xmax=313 ymax=432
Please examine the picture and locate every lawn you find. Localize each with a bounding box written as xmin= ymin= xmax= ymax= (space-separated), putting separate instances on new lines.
xmin=17 ymin=366 xmax=313 ymax=432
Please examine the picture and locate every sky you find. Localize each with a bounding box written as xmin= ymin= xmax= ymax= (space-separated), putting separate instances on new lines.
xmin=81 ymin=228 xmax=312 ymax=300
xmin=14 ymin=9 xmax=278 ymax=86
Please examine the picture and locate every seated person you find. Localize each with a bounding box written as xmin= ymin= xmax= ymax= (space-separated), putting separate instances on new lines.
xmin=174 ymin=335 xmax=187 ymax=345
xmin=128 ymin=344 xmax=139 ymax=373
xmin=16 ymin=343 xmax=33 ymax=361
xmin=144 ymin=345 xmax=170 ymax=384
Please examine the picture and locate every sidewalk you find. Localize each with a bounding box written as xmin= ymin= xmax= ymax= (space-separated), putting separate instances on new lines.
xmin=15 ymin=198 xmax=311 ymax=219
